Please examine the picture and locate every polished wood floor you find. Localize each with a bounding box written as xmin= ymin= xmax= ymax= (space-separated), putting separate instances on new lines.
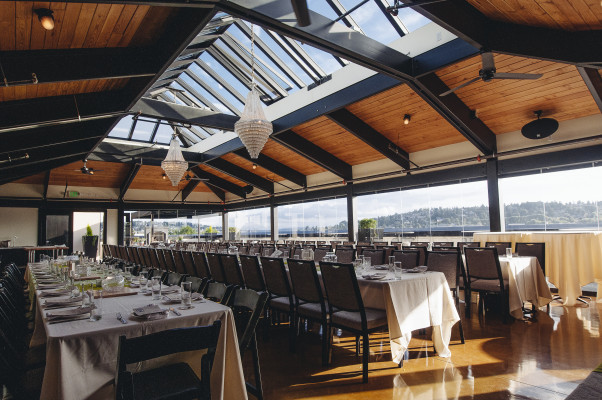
xmin=246 ymin=299 xmax=602 ymax=399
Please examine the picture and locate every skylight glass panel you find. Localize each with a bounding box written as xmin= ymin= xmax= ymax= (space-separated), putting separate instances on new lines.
xmin=131 ymin=120 xmax=156 ymax=142
xmin=294 ymin=41 xmax=343 ymax=75
xmin=188 ymin=63 xmax=245 ymax=111
xmin=396 ymin=6 xmax=431 ymax=32
xmin=339 ymin=0 xmax=402 ymax=44
xmin=308 ymin=1 xmax=339 ymax=20
xmin=200 ymin=52 xmax=249 ymax=98
xmin=109 ymin=117 xmax=134 ymax=139
xmin=180 ymin=73 xmax=236 ymax=115
xmin=154 ymin=122 xmax=180 ymax=145
xmin=170 ymin=82 xmax=212 ymax=110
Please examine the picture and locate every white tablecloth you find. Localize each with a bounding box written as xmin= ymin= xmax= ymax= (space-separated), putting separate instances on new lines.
xmin=357 ymin=271 xmax=460 ymax=364
xmin=474 ymin=231 xmax=602 ymax=306
xmin=499 ymin=256 xmax=553 ymax=319
xmin=32 ymin=286 xmax=247 ymax=400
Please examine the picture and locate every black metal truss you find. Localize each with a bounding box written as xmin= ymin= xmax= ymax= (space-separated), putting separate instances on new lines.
xmin=232 ymin=148 xmax=307 ymax=187
xmin=205 ymin=158 xmax=275 ymax=194
xmin=119 ymin=163 xmax=141 ymax=201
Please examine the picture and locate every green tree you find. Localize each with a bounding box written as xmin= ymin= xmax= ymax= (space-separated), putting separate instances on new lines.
xmin=178 ymin=226 xmax=195 ymax=235
xmin=204 ymin=226 xmax=218 ymax=234
xmin=358 ymin=218 xmax=377 ymax=229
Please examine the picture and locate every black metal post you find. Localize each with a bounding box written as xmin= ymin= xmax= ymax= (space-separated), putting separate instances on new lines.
xmin=346 ymin=183 xmax=355 ymax=241
xmin=486 ymin=158 xmax=502 ymax=232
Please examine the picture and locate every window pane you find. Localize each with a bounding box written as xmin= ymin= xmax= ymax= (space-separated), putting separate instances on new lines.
xmin=228 ymin=208 xmax=271 ymax=241
xmin=277 ymin=198 xmax=346 ymax=240
xmin=108 ymin=117 xmax=134 ymax=139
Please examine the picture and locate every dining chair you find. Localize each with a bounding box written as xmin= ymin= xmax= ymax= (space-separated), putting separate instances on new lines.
xmin=361 ymin=249 xmax=385 ymax=265
xmin=248 ymin=245 xmax=262 ymax=256
xmin=261 ymin=257 xmax=296 ymax=352
xmin=329 ymin=241 xmax=340 ymax=248
xmin=334 ymin=248 xmax=355 ymax=263
xmin=218 ymin=253 xmax=245 ymax=287
xmin=402 ymin=245 xmax=427 ymax=265
xmin=227 ymin=288 xmax=269 ymax=400
xmin=182 ymin=276 xmax=207 ymax=294
xmin=192 ymin=252 xmax=212 ymax=280
xmin=277 ymin=246 xmax=291 ymax=258
xmin=288 ymin=258 xmax=329 ymax=366
xmin=343 ymin=241 xmax=355 ymax=246
xmin=180 ymin=251 xmax=198 ymax=277
xmin=115 ymin=321 xmax=221 ymax=400
xmin=464 ymin=247 xmax=509 ymax=322
xmin=149 ymin=248 xmax=163 ymax=271
xmin=206 ymin=252 xmax=227 ymax=284
xmin=155 ymin=249 xmax=168 ymax=271
xmin=426 ymin=251 xmax=465 ymax=343
xmin=237 ymin=245 xmax=249 ymax=255
xmin=433 ymin=241 xmax=454 ymax=247
xmin=313 ymin=247 xmax=329 ymax=262
xmin=515 ymin=242 xmax=545 ymax=275
xmin=485 ymin=241 xmax=512 ymax=255
xmin=205 ymin=282 xmax=234 ymax=304
xmin=390 ymin=241 xmax=404 ymax=250
xmin=391 ymin=250 xmax=420 ymax=269
xmin=410 ymin=241 xmax=430 ymax=247
xmin=292 ymin=247 xmax=303 ymax=259
xmin=171 ymin=250 xmax=187 ymax=275
xmin=239 ymin=255 xmax=267 ymax=293
xmin=163 ymin=249 xmax=178 ymax=272
xmin=0 ymin=326 xmax=44 ymax=400
xmin=457 ymin=241 xmax=481 ymax=253
xmin=163 ymin=271 xmax=185 ymax=286
xmin=319 ymin=262 xmax=388 ymax=383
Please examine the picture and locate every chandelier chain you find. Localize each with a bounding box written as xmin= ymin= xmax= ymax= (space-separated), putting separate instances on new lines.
xmin=250 ymin=23 xmax=256 ymax=88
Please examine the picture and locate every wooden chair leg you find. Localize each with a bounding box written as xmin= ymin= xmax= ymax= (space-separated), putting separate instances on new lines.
xmin=362 ymin=333 xmax=369 ymax=383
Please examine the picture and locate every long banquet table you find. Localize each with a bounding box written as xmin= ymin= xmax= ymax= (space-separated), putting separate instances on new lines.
xmin=356 ymin=271 xmax=460 ymax=364
xmin=29 ymin=269 xmax=247 ymax=400
xmin=474 ymin=231 xmax=602 ymax=306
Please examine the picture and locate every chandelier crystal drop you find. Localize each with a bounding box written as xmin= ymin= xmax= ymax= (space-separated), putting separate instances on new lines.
xmin=234 ymin=23 xmax=272 ymax=159
xmin=161 ymin=134 xmax=188 ymax=186
xmin=235 ymin=87 xmax=273 ymax=159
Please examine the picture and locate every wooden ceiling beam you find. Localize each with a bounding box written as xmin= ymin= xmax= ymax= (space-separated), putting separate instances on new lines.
xmin=326 ymin=109 xmax=410 ymax=170
xmin=132 ymin=98 xmax=238 ymax=131
xmin=271 ymin=130 xmax=352 ymax=180
xmin=205 ymin=158 xmax=274 ymax=194
xmin=119 ymin=163 xmax=141 ymax=201
xmin=0 ymin=48 xmax=159 ymax=86
xmin=232 ymin=149 xmax=307 ymax=187
xmin=189 ymin=166 xmax=247 ymax=198
xmin=578 ymin=67 xmax=602 ymax=114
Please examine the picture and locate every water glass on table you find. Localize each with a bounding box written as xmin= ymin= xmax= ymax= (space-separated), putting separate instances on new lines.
xmin=505 ymin=248 xmax=513 ymax=258
xmin=151 ymin=276 xmax=162 ymax=300
xmin=179 ymin=281 xmax=193 ymax=310
xmin=393 ymin=261 xmax=402 ymax=280
xmin=90 ymin=291 xmax=102 ymax=321
xmin=388 ymin=255 xmax=395 ymax=272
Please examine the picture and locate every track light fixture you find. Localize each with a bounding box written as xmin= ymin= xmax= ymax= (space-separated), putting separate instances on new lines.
xmin=34 ymin=8 xmax=54 ymax=30
xmin=252 ymin=163 xmax=257 ymax=169
xmin=403 ymin=114 xmax=411 ymax=125
xmin=162 ymin=173 xmax=166 ymax=180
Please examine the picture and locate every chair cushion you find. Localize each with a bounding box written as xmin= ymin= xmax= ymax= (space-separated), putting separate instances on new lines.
xmin=470 ymin=278 xmax=509 ymax=292
xmin=131 ymin=362 xmax=202 ymax=400
xmin=331 ymin=308 xmax=387 ymax=331
xmin=270 ymin=296 xmax=293 ymax=312
xmin=297 ymin=301 xmax=328 ymax=321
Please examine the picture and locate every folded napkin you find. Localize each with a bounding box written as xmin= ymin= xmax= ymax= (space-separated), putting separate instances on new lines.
xmin=160 ymin=287 xmax=180 ymax=294
xmin=133 ymin=304 xmax=166 ymax=317
xmin=46 ymin=305 xmax=94 ymax=320
xmin=39 ymin=289 xmax=71 ymax=297
xmin=361 ymin=272 xmax=387 ymax=280
xmin=162 ymin=294 xmax=182 ymax=304
xmin=372 ymin=265 xmax=389 ymax=270
xmin=37 ymin=279 xmax=60 ymax=284
xmin=44 ymin=297 xmax=82 ymax=307
xmin=38 ymin=283 xmax=63 ymax=289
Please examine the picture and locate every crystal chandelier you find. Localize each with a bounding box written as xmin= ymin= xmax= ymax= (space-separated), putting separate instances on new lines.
xmin=234 ymin=24 xmax=272 ymax=159
xmin=161 ymin=131 xmax=188 ymax=186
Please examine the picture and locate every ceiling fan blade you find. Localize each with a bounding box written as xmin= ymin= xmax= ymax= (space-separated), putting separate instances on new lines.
xmin=493 ymin=72 xmax=543 ymax=80
xmin=439 ymin=76 xmax=481 ymax=96
xmin=481 ymin=52 xmax=495 ymax=71
xmin=291 ymin=0 xmax=310 ymax=27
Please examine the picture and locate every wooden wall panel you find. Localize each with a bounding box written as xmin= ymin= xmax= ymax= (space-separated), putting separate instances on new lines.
xmin=0 ymin=3 xmax=167 ymax=51
xmin=260 ymin=139 xmax=325 ymax=176
xmin=292 ymin=116 xmax=384 ymax=165
xmin=49 ymin=160 xmax=130 ymax=188
xmin=221 ymin=153 xmax=285 ymax=182
xmin=467 ymin=0 xmax=602 ymax=31
xmin=346 ymin=84 xmax=465 ymax=153
xmin=436 ymin=54 xmax=600 ymax=134
xmin=0 ymin=78 xmax=129 ymax=101
xmin=197 ymin=164 xmax=247 ymax=187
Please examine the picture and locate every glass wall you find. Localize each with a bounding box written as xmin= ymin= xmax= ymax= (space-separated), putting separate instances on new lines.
xmin=500 ymin=166 xmax=602 ymax=231
xmin=228 ymin=208 xmax=270 ymax=241
xmin=277 ymin=197 xmax=347 ymax=241
xmin=355 ymin=180 xmax=490 ymax=243
xmin=126 ymin=210 xmax=222 ymax=244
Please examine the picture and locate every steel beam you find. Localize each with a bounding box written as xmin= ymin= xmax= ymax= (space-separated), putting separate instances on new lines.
xmin=578 ymin=67 xmax=602 ymax=114
xmin=271 ymin=130 xmax=352 ymax=180
xmin=190 ymin=166 xmax=247 ymax=198
xmin=181 ymin=179 xmax=202 ymax=202
xmin=132 ymin=98 xmax=238 ymax=130
xmin=204 ymin=183 xmax=226 ymax=202
xmin=205 ymin=158 xmax=275 ymax=194
xmin=326 ymin=109 xmax=410 ymax=169
xmin=42 ymin=171 xmax=51 ymax=201
xmin=119 ymin=163 xmax=141 ymax=201
xmin=233 ymin=149 xmax=306 ymax=187
xmin=90 ymin=141 xmax=206 ymax=166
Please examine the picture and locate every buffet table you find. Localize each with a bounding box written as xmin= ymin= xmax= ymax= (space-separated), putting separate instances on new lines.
xmin=474 ymin=231 xmax=602 ymax=306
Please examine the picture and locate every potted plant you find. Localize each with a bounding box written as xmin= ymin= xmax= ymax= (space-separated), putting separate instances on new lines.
xmin=82 ymin=224 xmax=99 ymax=260
xmin=357 ymin=218 xmax=383 ymax=243
xmin=228 ymin=227 xmax=239 ymax=241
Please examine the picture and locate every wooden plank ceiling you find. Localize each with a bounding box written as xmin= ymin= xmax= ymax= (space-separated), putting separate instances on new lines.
xmin=129 ymin=165 xmax=210 ymax=192
xmin=466 ymin=0 xmax=602 ymax=31
xmin=221 ymin=153 xmax=285 ymax=182
xmin=436 ymin=53 xmax=600 ymax=134
xmin=260 ymin=139 xmax=325 ymax=176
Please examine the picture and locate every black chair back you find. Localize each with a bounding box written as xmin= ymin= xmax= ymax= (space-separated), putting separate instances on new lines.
xmin=465 ymin=247 xmax=503 ymax=280
xmin=172 ymin=250 xmax=187 ymax=274
xmin=485 ymin=241 xmax=512 ymax=255
xmin=392 ymin=250 xmax=419 ymax=269
xmin=313 ymin=247 xmax=328 ymax=262
xmin=334 ymin=248 xmax=354 ymax=263
xmin=426 ymin=251 xmax=462 ymax=290
xmin=319 ymin=262 xmax=362 ymax=313
xmin=288 ymin=259 xmax=323 ymax=304
xmin=361 ymin=249 xmax=385 ymax=265
xmin=239 ymin=255 xmax=266 ymax=292
xmin=183 ymin=276 xmax=207 ymax=294
xmin=260 ymin=257 xmax=292 ymax=298
xmin=218 ymin=254 xmax=245 ymax=287
xmin=164 ymin=271 xmax=184 ymax=286
xmin=515 ymin=242 xmax=546 ymax=274
xmin=402 ymin=245 xmax=427 ymax=265
xmin=192 ymin=252 xmax=211 ymax=279
xmin=206 ymin=253 xmax=227 ymax=283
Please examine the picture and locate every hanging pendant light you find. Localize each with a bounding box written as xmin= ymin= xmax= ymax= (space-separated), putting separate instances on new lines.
xmin=234 ymin=23 xmax=272 ymax=159
xmin=161 ymin=131 xmax=188 ymax=186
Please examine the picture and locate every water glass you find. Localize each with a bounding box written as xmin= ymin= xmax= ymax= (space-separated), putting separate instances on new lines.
xmin=139 ymin=271 xmax=148 ymax=288
xmin=506 ymin=248 xmax=513 ymax=258
xmin=179 ymin=281 xmax=193 ymax=310
xmin=388 ymin=255 xmax=396 ymax=271
xmin=151 ymin=276 xmax=162 ymax=300
xmin=353 ymin=259 xmax=364 ymax=275
xmin=90 ymin=291 xmax=102 ymax=321
xmin=362 ymin=256 xmax=371 ymax=269
xmin=393 ymin=261 xmax=402 ymax=280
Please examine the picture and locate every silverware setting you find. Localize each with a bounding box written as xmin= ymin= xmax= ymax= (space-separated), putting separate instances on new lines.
xmin=169 ymin=307 xmax=181 ymax=316
xmin=48 ymin=316 xmax=90 ymax=324
xmin=116 ymin=312 xmax=128 ymax=324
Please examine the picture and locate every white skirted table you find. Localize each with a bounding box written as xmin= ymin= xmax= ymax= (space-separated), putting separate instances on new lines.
xmin=31 ymin=286 xmax=248 ymax=400
xmin=474 ymin=231 xmax=602 ymax=306
xmin=357 ymin=271 xmax=460 ymax=364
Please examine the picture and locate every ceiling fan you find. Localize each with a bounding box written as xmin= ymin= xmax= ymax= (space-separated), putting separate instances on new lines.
xmin=439 ymin=52 xmax=543 ymax=97
xmin=74 ymin=160 xmax=102 ymax=175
